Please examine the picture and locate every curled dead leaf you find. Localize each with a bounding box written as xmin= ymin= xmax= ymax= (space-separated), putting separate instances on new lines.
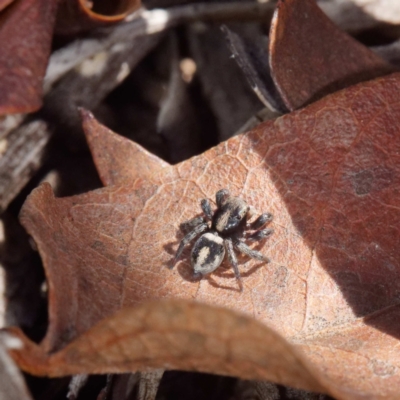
xmin=77 ymin=0 xmax=140 ymax=22
xmin=55 ymin=0 xmax=141 ymax=35
xmin=269 ymin=0 xmax=394 ymax=110
xmin=3 ymin=301 xmax=335 ymax=396
xmin=0 ymin=0 xmax=58 ymax=115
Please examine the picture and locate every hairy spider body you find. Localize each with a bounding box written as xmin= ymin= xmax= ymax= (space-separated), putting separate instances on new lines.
xmin=172 ymin=189 xmax=273 ymax=291
xmin=191 ymin=233 xmax=225 ymax=276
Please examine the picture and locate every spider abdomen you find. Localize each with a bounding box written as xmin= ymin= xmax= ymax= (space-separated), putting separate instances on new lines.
xmin=191 ymin=232 xmax=225 ymax=276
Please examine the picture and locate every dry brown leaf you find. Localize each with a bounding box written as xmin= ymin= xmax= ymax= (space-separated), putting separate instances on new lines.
xmin=6 ymin=72 xmax=400 ymax=398
xmin=55 ymin=0 xmax=141 ymax=35
xmin=0 ymin=0 xmax=58 ymax=115
xmin=0 ymin=0 xmax=14 ymax=12
xmin=4 ymin=301 xmax=336 ymax=396
xmin=77 ymin=0 xmax=140 ymax=22
xmin=269 ymin=0 xmax=394 ymax=111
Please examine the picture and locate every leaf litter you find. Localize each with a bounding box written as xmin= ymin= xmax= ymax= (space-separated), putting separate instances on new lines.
xmin=2 ymin=70 xmax=400 ymax=399
xmin=2 ymin=0 xmax=400 ymax=399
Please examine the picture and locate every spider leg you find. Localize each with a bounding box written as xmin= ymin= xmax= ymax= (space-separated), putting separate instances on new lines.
xmin=224 ymin=238 xmax=243 ymax=292
xmin=180 ymin=216 xmax=205 ymax=233
xmin=216 ymin=189 xmax=230 ymax=207
xmin=234 ymin=239 xmax=270 ymax=263
xmin=200 ymin=199 xmax=213 ymax=220
xmin=172 ymin=223 xmax=208 ymax=268
xmin=248 ymin=212 xmax=273 ymax=230
xmin=246 ymin=205 xmax=256 ymax=220
xmin=246 ymin=228 xmax=274 ymax=242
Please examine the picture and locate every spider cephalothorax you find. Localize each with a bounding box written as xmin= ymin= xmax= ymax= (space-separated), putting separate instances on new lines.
xmin=171 ymin=189 xmax=273 ymax=291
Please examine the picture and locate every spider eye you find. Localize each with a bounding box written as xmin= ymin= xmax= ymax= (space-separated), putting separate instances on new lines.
xmin=235 ymin=215 xmax=241 ymax=220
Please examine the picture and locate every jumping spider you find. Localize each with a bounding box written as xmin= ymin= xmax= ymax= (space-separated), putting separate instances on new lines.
xmin=171 ymin=189 xmax=273 ymax=291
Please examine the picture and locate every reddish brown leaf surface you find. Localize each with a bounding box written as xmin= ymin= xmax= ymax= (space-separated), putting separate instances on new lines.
xmin=0 ymin=0 xmax=58 ymax=115
xmin=0 ymin=0 xmax=14 ymax=12
xmin=5 ymin=301 xmax=334 ymax=395
xmin=7 ymin=72 xmax=400 ymax=398
xmin=269 ymin=0 xmax=394 ymax=111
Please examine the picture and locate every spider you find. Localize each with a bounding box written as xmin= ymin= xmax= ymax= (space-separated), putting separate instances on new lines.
xmin=171 ymin=189 xmax=273 ymax=291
